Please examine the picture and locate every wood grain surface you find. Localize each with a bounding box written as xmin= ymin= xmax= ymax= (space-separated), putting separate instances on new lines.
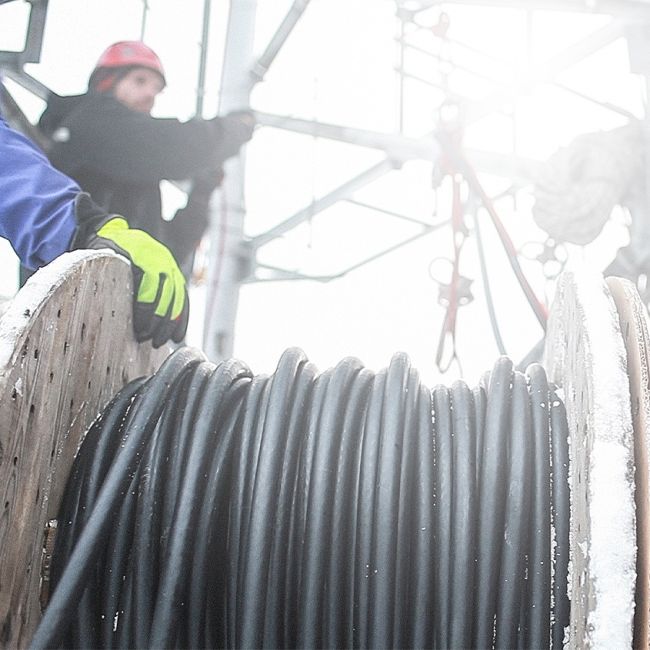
xmin=0 ymin=250 xmax=169 ymax=649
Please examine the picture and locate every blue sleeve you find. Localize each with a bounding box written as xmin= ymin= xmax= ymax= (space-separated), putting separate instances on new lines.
xmin=0 ymin=115 xmax=78 ymax=269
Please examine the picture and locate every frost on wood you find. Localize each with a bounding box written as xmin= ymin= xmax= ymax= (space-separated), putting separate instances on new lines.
xmin=0 ymin=249 xmax=122 ymax=372
xmin=545 ymin=270 xmax=636 ymax=649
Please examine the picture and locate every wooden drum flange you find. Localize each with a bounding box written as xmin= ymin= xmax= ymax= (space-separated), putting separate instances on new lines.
xmin=0 ymin=250 xmax=168 ymax=649
xmin=545 ymin=271 xmax=636 ymax=649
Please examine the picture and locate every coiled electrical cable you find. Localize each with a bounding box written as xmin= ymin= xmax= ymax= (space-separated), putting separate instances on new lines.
xmin=30 ymin=346 xmax=570 ymax=649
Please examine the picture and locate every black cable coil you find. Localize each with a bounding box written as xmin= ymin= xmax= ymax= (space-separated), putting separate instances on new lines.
xmin=30 ymin=346 xmax=570 ymax=649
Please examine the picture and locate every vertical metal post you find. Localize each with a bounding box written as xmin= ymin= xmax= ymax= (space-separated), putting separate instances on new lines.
xmin=202 ymin=0 xmax=257 ymax=361
xmin=195 ymin=0 xmax=212 ymax=117
xmin=624 ymin=21 xmax=650 ymax=286
xmin=139 ymin=0 xmax=149 ymax=40
xmin=397 ymin=14 xmax=406 ymax=133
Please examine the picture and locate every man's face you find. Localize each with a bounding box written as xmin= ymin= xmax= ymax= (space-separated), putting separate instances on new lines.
xmin=113 ymin=67 xmax=164 ymax=114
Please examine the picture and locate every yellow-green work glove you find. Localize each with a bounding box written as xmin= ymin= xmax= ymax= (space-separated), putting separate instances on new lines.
xmin=71 ymin=193 xmax=189 ymax=348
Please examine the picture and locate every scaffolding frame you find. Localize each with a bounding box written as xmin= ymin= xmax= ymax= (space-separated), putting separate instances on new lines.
xmin=1 ymin=0 xmax=647 ymax=364
xmin=203 ymin=0 xmax=648 ymax=361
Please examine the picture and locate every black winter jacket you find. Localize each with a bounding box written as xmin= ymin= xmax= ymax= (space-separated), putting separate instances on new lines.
xmin=39 ymin=91 xmax=251 ymax=266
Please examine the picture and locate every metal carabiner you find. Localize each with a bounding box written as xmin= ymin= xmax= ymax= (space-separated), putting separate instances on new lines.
xmin=520 ymin=237 xmax=568 ymax=279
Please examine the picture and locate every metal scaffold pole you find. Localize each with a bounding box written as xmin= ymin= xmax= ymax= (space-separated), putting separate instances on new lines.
xmin=202 ymin=0 xmax=312 ymax=361
xmin=202 ymin=0 xmax=257 ymax=361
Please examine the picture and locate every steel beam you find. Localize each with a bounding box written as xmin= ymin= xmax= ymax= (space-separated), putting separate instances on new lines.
xmin=0 ymin=65 xmax=49 ymax=99
xmin=464 ymin=17 xmax=626 ymax=124
xmin=425 ymin=0 xmax=650 ymax=16
xmin=256 ymin=111 xmax=541 ymax=183
xmin=465 ymin=149 xmax=542 ymax=185
xmin=255 ymin=110 xmax=441 ymax=162
xmin=251 ymin=159 xmax=397 ymax=248
xmin=0 ymin=79 xmax=49 ymax=149
xmin=253 ymin=217 xmax=450 ymax=283
xmin=0 ymin=0 xmax=48 ymax=65
xmin=251 ymin=0 xmax=312 ymax=81
xmin=202 ymin=0 xmax=257 ymax=361
xmin=344 ymin=198 xmax=438 ymax=228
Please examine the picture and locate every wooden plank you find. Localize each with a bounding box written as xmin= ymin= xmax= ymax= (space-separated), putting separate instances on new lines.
xmin=545 ymin=270 xmax=636 ymax=649
xmin=607 ymin=276 xmax=650 ymax=650
xmin=0 ymin=250 xmax=169 ymax=649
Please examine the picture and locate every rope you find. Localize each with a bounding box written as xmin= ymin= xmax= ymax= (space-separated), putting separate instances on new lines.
xmin=532 ymin=122 xmax=643 ymax=246
xmin=533 ymin=120 xmax=645 ymax=246
xmin=457 ymin=155 xmax=548 ymax=330
xmin=31 ymin=347 xmax=570 ymax=649
xmin=435 ymin=131 xmax=547 ymax=331
xmin=435 ymin=175 xmax=468 ymax=373
xmin=471 ymin=201 xmax=507 ymax=356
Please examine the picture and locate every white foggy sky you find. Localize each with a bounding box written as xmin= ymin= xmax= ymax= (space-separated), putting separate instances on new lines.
xmin=1 ymin=0 xmax=644 ymax=386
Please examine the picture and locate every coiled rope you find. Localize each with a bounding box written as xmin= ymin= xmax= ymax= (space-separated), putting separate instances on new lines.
xmin=31 ymin=347 xmax=570 ymax=649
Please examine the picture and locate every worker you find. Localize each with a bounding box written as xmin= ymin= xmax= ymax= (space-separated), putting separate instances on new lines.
xmin=38 ymin=40 xmax=255 ymax=274
xmin=0 ymin=113 xmax=188 ymax=348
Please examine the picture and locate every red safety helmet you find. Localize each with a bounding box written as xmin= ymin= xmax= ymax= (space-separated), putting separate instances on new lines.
xmin=92 ymin=41 xmax=166 ymax=86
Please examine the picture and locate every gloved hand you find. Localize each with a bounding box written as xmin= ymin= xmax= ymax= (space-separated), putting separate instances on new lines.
xmin=71 ymin=193 xmax=189 ymax=348
xmin=226 ymin=109 xmax=256 ymax=130
xmin=212 ymin=109 xmax=256 ymax=163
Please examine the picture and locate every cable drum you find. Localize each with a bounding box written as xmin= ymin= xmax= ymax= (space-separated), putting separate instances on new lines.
xmin=30 ymin=347 xmax=570 ymax=649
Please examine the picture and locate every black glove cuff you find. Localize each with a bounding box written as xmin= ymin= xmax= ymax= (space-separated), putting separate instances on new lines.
xmin=187 ymin=188 xmax=213 ymax=209
xmin=70 ymin=193 xmax=115 ymax=250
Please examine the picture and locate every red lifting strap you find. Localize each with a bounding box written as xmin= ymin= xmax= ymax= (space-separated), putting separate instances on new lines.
xmin=439 ymin=135 xmax=548 ymax=331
